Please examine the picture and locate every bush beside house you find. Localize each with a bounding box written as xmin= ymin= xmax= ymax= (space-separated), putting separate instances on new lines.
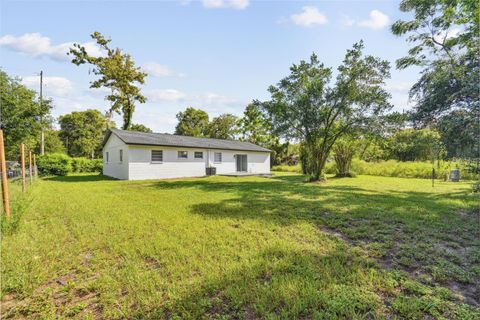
xmin=37 ymin=153 xmax=102 ymax=176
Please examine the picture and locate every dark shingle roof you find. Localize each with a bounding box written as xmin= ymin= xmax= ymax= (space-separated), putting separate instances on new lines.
xmin=104 ymin=129 xmax=271 ymax=152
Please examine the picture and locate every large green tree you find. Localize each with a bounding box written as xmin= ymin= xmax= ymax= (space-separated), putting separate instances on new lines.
xmin=43 ymin=129 xmax=66 ymax=154
xmin=436 ymin=110 xmax=479 ymax=158
xmin=0 ymin=70 xmax=52 ymax=159
xmin=239 ymin=102 xmax=277 ymax=147
xmin=262 ymin=42 xmax=391 ymax=181
xmin=387 ymin=128 xmax=446 ymax=162
xmin=239 ymin=102 xmax=287 ymax=165
xmin=174 ymin=107 xmax=209 ymax=137
xmin=207 ymin=114 xmax=239 ymax=140
xmin=59 ymin=109 xmax=109 ymax=158
xmin=392 ymin=0 xmax=479 ymax=158
xmin=69 ymin=32 xmax=147 ymax=130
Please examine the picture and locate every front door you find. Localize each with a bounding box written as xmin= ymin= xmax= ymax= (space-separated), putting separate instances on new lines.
xmin=236 ymin=154 xmax=247 ymax=172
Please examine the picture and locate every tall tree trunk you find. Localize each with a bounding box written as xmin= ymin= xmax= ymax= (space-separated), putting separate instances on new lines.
xmin=122 ymin=99 xmax=133 ymax=130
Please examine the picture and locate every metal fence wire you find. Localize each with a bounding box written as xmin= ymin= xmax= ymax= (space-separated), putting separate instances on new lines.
xmin=0 ymin=161 xmax=35 ymax=180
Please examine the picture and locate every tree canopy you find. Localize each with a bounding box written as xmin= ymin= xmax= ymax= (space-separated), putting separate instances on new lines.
xmin=239 ymin=102 xmax=277 ymax=147
xmin=207 ymin=114 xmax=239 ymax=140
xmin=262 ymin=42 xmax=391 ymax=180
xmin=69 ymin=32 xmax=147 ymax=130
xmin=386 ymin=128 xmax=445 ymax=162
xmin=59 ymin=109 xmax=110 ymax=158
xmin=0 ymin=70 xmax=52 ymax=159
xmin=174 ymin=107 xmax=209 ymax=137
xmin=130 ymin=123 xmax=152 ymax=133
xmin=392 ymin=0 xmax=479 ymax=159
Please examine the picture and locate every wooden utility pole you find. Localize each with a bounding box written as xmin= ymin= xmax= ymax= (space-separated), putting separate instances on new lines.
xmin=29 ymin=150 xmax=33 ymax=185
xmin=0 ymin=130 xmax=10 ymax=220
xmin=40 ymin=71 xmax=44 ymax=155
xmin=33 ymin=153 xmax=37 ymax=177
xmin=21 ymin=144 xmax=26 ymax=192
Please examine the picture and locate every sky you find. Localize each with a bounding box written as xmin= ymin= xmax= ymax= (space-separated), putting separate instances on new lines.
xmin=0 ymin=0 xmax=421 ymax=133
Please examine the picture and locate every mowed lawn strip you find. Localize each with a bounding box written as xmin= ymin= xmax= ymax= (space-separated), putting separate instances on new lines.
xmin=1 ymin=173 xmax=479 ymax=319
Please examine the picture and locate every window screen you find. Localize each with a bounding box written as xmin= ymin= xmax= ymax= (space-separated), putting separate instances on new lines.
xmin=194 ymin=151 xmax=203 ymax=159
xmin=178 ymin=151 xmax=188 ymax=159
xmin=214 ymin=152 xmax=222 ymax=163
xmin=106 ymin=152 xmax=109 ymax=163
xmin=119 ymin=149 xmax=123 ymax=162
xmin=151 ymin=150 xmax=163 ymax=162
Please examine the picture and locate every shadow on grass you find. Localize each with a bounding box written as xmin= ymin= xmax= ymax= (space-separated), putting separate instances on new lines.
xmin=149 ymin=174 xmax=480 ymax=306
xmin=43 ymin=174 xmax=115 ymax=182
xmin=132 ymin=245 xmax=393 ymax=319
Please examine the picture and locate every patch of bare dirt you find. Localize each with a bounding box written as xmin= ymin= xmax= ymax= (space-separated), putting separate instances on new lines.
xmin=319 ymin=222 xmax=480 ymax=307
xmin=1 ymin=252 xmax=102 ymax=319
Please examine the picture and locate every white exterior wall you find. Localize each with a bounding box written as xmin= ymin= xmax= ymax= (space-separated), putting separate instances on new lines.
xmin=103 ymin=134 xmax=129 ymax=180
xmin=204 ymin=150 xmax=270 ymax=175
xmin=128 ymin=145 xmax=207 ymax=180
xmin=102 ymin=134 xmax=270 ymax=180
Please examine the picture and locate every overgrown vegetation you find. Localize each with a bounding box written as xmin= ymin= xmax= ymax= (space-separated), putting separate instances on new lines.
xmin=274 ymin=159 xmax=480 ymax=181
xmin=1 ymin=173 xmax=478 ymax=318
xmin=37 ymin=153 xmax=102 ymax=176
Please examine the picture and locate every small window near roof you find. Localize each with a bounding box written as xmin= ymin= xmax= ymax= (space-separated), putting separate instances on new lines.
xmin=194 ymin=151 xmax=203 ymax=159
xmin=151 ymin=150 xmax=163 ymax=162
xmin=178 ymin=151 xmax=188 ymax=159
xmin=214 ymin=152 xmax=222 ymax=163
xmin=105 ymin=152 xmax=109 ymax=163
xmin=119 ymin=149 xmax=123 ymax=162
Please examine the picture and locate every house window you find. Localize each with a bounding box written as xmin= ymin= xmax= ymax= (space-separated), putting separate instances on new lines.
xmin=178 ymin=151 xmax=188 ymax=159
xmin=151 ymin=150 xmax=163 ymax=163
xmin=194 ymin=151 xmax=203 ymax=159
xmin=119 ymin=149 xmax=123 ymax=162
xmin=214 ymin=152 xmax=222 ymax=163
xmin=105 ymin=152 xmax=109 ymax=163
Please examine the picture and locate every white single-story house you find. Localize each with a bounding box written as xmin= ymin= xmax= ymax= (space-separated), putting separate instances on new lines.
xmin=102 ymin=129 xmax=271 ymax=180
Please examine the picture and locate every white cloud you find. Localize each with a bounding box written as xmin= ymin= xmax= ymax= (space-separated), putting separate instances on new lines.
xmin=290 ymin=6 xmax=328 ymax=27
xmin=202 ymin=0 xmax=249 ymax=10
xmin=142 ymin=62 xmax=173 ymax=77
xmin=22 ymin=76 xmax=74 ymax=97
xmin=147 ymin=89 xmax=187 ymax=102
xmin=358 ymin=10 xmax=389 ymax=30
xmin=198 ymin=92 xmax=237 ymax=105
xmin=340 ymin=14 xmax=355 ymax=27
xmin=228 ymin=0 xmax=249 ymax=9
xmin=0 ymin=33 xmax=104 ymax=61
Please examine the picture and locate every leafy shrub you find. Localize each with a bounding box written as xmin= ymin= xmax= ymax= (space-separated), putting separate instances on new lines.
xmin=91 ymin=159 xmax=103 ymax=172
xmin=37 ymin=154 xmax=103 ymax=176
xmin=72 ymin=157 xmax=103 ymax=173
xmin=333 ymin=139 xmax=356 ymax=177
xmin=37 ymin=153 xmax=72 ymax=176
xmin=72 ymin=157 xmax=91 ymax=172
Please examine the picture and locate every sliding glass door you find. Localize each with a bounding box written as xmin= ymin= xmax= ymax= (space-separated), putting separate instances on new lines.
xmin=235 ymin=154 xmax=247 ymax=172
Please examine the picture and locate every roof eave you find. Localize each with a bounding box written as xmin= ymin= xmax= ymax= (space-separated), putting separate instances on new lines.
xmin=124 ymin=142 xmax=271 ymax=153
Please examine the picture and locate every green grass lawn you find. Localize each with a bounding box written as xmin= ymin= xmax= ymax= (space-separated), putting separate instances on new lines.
xmin=1 ymin=173 xmax=479 ymax=319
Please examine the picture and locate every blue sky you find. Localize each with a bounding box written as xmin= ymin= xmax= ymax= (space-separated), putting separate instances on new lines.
xmin=0 ymin=0 xmax=420 ymax=132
